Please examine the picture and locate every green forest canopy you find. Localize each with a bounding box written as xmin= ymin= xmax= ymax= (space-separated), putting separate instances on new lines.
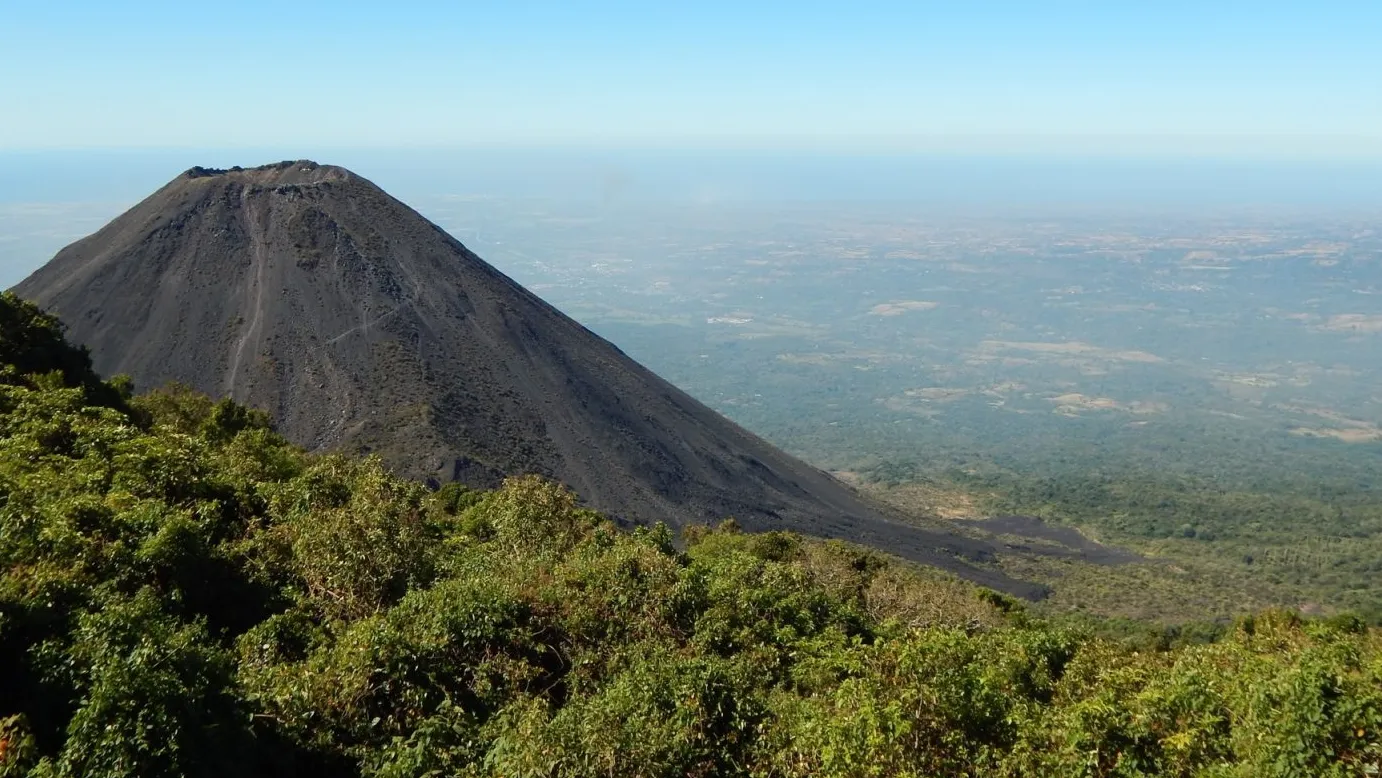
xmin=0 ymin=291 xmax=1379 ymax=777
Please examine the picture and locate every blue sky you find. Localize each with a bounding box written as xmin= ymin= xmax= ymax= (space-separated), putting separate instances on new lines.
xmin=2 ymin=1 xmax=1379 ymax=156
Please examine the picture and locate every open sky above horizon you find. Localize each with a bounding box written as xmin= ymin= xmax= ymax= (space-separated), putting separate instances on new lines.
xmin=3 ymin=1 xmax=1380 ymax=158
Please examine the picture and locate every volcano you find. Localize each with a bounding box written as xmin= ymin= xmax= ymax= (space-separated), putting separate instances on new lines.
xmin=13 ymin=160 xmax=1042 ymax=597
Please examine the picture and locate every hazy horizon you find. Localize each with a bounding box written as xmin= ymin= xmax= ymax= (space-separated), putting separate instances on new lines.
xmin=5 ymin=148 xmax=1382 ymax=204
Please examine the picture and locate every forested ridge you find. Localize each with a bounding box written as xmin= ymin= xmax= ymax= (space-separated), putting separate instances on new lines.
xmin=1 ymin=290 xmax=1380 ymax=777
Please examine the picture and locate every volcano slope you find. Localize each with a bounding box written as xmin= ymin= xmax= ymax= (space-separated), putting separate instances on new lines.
xmin=13 ymin=161 xmax=1042 ymax=597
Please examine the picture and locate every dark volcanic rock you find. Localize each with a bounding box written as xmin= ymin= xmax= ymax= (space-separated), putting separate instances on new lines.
xmin=971 ymin=515 xmax=1141 ymax=565
xmin=13 ymin=160 xmax=1045 ymax=598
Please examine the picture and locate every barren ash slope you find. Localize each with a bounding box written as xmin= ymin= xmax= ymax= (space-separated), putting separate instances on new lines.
xmin=14 ymin=160 xmax=1043 ymax=597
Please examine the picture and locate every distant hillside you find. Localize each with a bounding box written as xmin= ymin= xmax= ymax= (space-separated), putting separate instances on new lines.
xmin=12 ymin=160 xmax=1039 ymax=597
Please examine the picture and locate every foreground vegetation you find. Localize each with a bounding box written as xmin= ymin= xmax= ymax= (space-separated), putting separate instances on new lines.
xmin=2 ymin=292 xmax=1381 ymax=777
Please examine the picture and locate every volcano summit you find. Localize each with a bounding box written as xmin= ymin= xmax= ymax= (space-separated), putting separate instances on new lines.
xmin=13 ymin=160 xmax=1041 ymax=597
